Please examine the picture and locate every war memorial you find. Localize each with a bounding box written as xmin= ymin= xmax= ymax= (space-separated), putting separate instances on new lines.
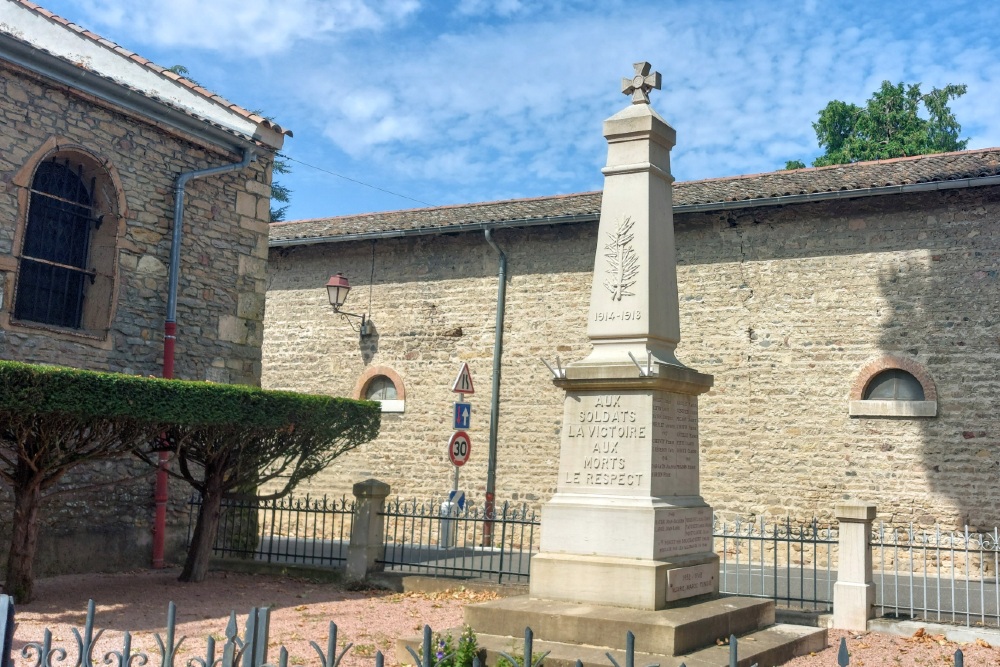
xmin=459 ymin=64 xmax=827 ymax=667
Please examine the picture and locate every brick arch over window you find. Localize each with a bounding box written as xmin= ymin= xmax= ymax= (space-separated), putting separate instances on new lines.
xmin=353 ymin=365 xmax=406 ymax=413
xmin=848 ymin=355 xmax=937 ymax=417
xmin=849 ymin=355 xmax=937 ymax=401
xmin=6 ymin=137 xmax=128 ymax=343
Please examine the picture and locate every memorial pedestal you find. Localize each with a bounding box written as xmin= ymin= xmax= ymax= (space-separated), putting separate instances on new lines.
xmin=528 ymin=362 xmax=718 ymax=611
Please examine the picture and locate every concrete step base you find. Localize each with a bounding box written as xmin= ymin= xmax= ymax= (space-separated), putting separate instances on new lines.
xmin=397 ymin=624 xmax=826 ymax=667
xmin=471 ymin=624 xmax=826 ymax=667
xmin=464 ymin=595 xmax=774 ymax=656
xmin=398 ymin=595 xmax=826 ymax=667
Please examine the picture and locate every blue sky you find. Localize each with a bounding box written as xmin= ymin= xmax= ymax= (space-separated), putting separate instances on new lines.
xmin=40 ymin=0 xmax=1000 ymax=220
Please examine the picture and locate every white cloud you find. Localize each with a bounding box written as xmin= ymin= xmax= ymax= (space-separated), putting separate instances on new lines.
xmin=455 ymin=0 xmax=526 ymax=18
xmin=38 ymin=0 xmax=1000 ymax=215
xmin=68 ymin=0 xmax=419 ymax=55
xmin=273 ymin=0 xmax=1000 ymax=212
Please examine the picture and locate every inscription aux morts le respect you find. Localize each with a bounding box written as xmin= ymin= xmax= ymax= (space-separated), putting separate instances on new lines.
xmin=564 ymin=394 xmax=646 ymax=487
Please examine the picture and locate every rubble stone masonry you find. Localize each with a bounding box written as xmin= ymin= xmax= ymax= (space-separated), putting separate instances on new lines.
xmin=264 ymin=185 xmax=1000 ymax=531
xmin=0 ymin=62 xmax=272 ymax=573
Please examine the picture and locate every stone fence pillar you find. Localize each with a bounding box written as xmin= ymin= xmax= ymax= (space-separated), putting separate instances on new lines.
xmin=346 ymin=479 xmax=390 ymax=581
xmin=833 ymin=503 xmax=877 ymax=630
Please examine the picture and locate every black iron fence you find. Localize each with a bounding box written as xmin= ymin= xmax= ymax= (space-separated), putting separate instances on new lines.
xmin=187 ymin=494 xmax=355 ymax=567
xmin=379 ymin=497 xmax=539 ymax=583
xmin=187 ymin=491 xmax=1000 ymax=630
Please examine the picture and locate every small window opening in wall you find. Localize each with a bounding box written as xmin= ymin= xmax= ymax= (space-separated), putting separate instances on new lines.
xmin=361 ymin=373 xmax=404 ymax=413
xmin=365 ymin=375 xmax=397 ymax=401
xmin=849 ymin=360 xmax=937 ymax=418
xmin=863 ymin=369 xmax=925 ymax=401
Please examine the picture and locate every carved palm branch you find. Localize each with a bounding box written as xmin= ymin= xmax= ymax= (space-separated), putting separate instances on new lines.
xmin=603 ymin=217 xmax=639 ymax=301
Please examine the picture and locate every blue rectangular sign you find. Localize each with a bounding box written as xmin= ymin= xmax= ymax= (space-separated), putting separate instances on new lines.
xmin=453 ymin=402 xmax=471 ymax=430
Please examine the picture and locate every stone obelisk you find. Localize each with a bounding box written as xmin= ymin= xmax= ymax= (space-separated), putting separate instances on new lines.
xmin=529 ymin=62 xmax=717 ymax=610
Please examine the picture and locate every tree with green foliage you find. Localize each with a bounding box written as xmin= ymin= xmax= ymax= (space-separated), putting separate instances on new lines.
xmin=0 ymin=361 xmax=380 ymax=599
xmin=0 ymin=363 xmax=170 ymax=602
xmin=787 ymin=81 xmax=968 ymax=168
xmin=131 ymin=387 xmax=380 ymax=582
xmin=269 ymin=156 xmax=292 ymax=222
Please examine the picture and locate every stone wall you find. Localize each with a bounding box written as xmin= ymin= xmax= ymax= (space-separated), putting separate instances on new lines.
xmin=0 ymin=61 xmax=273 ymax=573
xmin=263 ymin=186 xmax=1000 ymax=531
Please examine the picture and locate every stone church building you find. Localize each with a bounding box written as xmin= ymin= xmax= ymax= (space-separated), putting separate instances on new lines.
xmin=0 ymin=0 xmax=288 ymax=573
xmin=266 ymin=147 xmax=1000 ymax=530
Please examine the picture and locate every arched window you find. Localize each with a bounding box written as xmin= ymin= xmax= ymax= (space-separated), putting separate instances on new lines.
xmin=10 ymin=145 xmax=124 ymax=339
xmin=364 ymin=375 xmax=398 ymax=401
xmin=849 ymin=356 xmax=937 ymax=418
xmin=353 ymin=366 xmax=405 ymax=413
xmin=862 ymin=369 xmax=925 ymax=401
xmin=16 ymin=160 xmax=95 ymax=328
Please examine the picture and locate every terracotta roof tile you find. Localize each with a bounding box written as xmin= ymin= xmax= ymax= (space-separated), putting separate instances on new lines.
xmin=9 ymin=0 xmax=291 ymax=139
xmin=271 ymin=148 xmax=1000 ymax=244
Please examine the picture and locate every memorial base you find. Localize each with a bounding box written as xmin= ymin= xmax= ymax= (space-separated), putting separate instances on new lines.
xmin=399 ymin=596 xmax=828 ymax=667
xmin=529 ymin=552 xmax=719 ymax=611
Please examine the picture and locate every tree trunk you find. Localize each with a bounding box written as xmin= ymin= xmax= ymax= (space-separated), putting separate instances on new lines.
xmin=4 ymin=475 xmax=43 ymax=603
xmin=179 ymin=473 xmax=224 ymax=583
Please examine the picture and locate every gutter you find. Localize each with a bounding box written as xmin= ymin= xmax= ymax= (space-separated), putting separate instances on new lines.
xmin=482 ymin=228 xmax=506 ymax=546
xmin=153 ymin=148 xmax=255 ymax=569
xmin=0 ymin=33 xmax=272 ymax=154
xmin=270 ymin=174 xmax=1000 ymax=248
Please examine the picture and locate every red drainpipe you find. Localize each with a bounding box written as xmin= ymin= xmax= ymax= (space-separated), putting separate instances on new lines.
xmin=152 ymin=150 xmax=253 ymax=568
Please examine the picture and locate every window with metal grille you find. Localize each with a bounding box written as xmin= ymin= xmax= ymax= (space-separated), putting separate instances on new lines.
xmin=15 ymin=159 xmax=98 ymax=328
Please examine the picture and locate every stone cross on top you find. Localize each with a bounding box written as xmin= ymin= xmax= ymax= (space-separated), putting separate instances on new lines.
xmin=621 ymin=61 xmax=661 ymax=104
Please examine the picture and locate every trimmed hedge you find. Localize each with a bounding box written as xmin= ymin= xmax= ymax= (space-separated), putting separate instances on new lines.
xmin=0 ymin=360 xmax=381 ymax=434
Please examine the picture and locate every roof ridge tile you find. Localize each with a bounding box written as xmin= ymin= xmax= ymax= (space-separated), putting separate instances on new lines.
xmin=270 ymin=148 xmax=1000 ymax=243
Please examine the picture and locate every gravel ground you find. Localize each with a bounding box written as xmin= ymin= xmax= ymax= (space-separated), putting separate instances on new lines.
xmin=8 ymin=570 xmax=1000 ymax=667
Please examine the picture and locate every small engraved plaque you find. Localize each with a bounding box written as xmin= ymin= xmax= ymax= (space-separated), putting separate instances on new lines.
xmin=665 ymin=563 xmax=717 ymax=602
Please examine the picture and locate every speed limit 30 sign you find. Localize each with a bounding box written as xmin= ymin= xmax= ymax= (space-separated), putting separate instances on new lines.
xmin=448 ymin=430 xmax=472 ymax=467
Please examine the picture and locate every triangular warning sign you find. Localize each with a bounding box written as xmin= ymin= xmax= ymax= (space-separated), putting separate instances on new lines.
xmin=451 ymin=362 xmax=475 ymax=394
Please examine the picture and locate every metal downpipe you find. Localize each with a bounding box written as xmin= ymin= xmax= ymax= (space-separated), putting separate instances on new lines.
xmin=483 ymin=227 xmax=507 ymax=546
xmin=153 ymin=148 xmax=255 ymax=568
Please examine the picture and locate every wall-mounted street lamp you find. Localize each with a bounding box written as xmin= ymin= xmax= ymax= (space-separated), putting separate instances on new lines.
xmin=326 ymin=272 xmax=371 ymax=337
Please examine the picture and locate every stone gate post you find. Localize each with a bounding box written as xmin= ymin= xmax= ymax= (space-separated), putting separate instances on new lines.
xmin=346 ymin=479 xmax=390 ymax=581
xmin=833 ymin=503 xmax=877 ymax=630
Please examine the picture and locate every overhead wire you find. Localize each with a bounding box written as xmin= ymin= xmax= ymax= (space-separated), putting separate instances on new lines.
xmin=277 ymin=152 xmax=434 ymax=207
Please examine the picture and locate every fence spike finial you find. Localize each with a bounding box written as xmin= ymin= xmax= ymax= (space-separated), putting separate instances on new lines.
xmin=154 ymin=602 xmax=186 ymax=667
xmin=954 ymin=648 xmax=963 ymax=667
xmin=728 ymin=634 xmax=737 ymax=667
xmin=837 ymin=636 xmax=849 ymax=666
xmin=1 ymin=595 xmax=14 ymax=667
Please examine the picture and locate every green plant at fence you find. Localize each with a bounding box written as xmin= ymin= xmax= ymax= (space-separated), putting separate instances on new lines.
xmin=495 ymin=650 xmax=546 ymax=667
xmin=422 ymin=625 xmax=480 ymax=667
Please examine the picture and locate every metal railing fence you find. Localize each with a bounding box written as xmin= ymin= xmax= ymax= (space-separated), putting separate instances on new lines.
xmin=187 ymin=493 xmax=355 ymax=567
xmin=184 ymin=490 xmax=1000 ymax=631
xmin=873 ymin=523 xmax=1000 ymax=628
xmin=0 ymin=595 xmax=973 ymax=667
xmin=379 ymin=497 xmax=539 ymax=583
xmin=714 ymin=516 xmax=838 ymax=610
